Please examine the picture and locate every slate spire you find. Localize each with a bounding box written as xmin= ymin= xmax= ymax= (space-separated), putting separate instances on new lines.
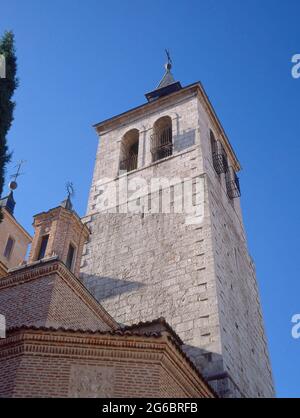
xmin=145 ymin=50 xmax=182 ymax=102
xmin=156 ymin=49 xmax=177 ymax=89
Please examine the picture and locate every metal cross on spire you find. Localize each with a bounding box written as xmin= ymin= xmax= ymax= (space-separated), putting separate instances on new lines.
xmin=9 ymin=160 xmax=26 ymax=191
xmin=165 ymin=49 xmax=173 ymax=69
xmin=10 ymin=160 xmax=26 ymax=183
xmin=66 ymin=181 xmax=75 ymax=199
xmin=146 ymin=49 xmax=181 ymax=101
xmin=61 ymin=182 xmax=74 ymax=211
xmin=156 ymin=49 xmax=176 ymax=89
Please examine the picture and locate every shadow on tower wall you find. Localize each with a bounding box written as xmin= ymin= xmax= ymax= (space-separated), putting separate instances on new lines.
xmin=80 ymin=273 xmax=145 ymax=302
xmin=80 ymin=272 xmax=243 ymax=398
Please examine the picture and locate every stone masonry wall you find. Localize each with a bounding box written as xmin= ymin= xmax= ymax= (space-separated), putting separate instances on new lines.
xmin=81 ymin=89 xmax=274 ymax=397
xmin=199 ymin=98 xmax=274 ymax=397
xmin=81 ymin=92 xmax=224 ymax=387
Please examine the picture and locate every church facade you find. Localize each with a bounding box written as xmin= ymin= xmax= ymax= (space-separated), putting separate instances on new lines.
xmin=0 ymin=60 xmax=274 ymax=398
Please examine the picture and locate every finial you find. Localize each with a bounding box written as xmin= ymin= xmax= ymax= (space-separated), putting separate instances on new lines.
xmin=66 ymin=181 xmax=75 ymax=200
xmin=145 ymin=50 xmax=181 ymax=101
xmin=61 ymin=181 xmax=74 ymax=211
xmin=9 ymin=160 xmax=26 ymax=193
xmin=165 ymin=49 xmax=172 ymax=71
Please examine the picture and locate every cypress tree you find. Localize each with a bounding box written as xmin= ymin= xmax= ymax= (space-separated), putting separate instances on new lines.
xmin=0 ymin=31 xmax=18 ymax=222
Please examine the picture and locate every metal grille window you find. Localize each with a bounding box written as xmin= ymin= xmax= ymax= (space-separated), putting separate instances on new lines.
xmin=119 ymin=142 xmax=138 ymax=173
xmin=210 ymin=131 xmax=240 ymax=199
xmin=4 ymin=236 xmax=14 ymax=259
xmin=119 ymin=129 xmax=139 ymax=173
xmin=210 ymin=131 xmax=228 ymax=175
xmin=226 ymin=167 xmax=241 ymax=199
xmin=151 ymin=116 xmax=173 ymax=162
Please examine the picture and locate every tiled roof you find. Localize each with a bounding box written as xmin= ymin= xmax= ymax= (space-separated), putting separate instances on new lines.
xmin=6 ymin=325 xmax=162 ymax=339
xmin=121 ymin=317 xmax=183 ymax=345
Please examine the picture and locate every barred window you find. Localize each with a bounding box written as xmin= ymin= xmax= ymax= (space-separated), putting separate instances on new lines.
xmin=119 ymin=129 xmax=139 ymax=173
xmin=151 ymin=116 xmax=172 ymax=162
xmin=210 ymin=130 xmax=228 ymax=175
xmin=226 ymin=166 xmax=241 ymax=199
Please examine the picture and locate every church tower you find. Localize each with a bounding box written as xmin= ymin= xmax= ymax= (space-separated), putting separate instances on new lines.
xmin=80 ymin=58 xmax=274 ymax=398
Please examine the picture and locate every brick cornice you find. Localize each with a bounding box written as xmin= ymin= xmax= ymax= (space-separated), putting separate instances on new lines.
xmin=0 ymin=328 xmax=215 ymax=398
xmin=0 ymin=259 xmax=118 ymax=330
xmin=0 ymin=331 xmax=165 ymax=360
xmin=33 ymin=207 xmax=90 ymax=238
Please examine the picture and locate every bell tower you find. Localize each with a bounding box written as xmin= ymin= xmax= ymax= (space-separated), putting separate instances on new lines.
xmin=80 ymin=57 xmax=275 ymax=398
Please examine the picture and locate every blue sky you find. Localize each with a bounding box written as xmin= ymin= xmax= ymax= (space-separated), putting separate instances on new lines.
xmin=1 ymin=0 xmax=300 ymax=397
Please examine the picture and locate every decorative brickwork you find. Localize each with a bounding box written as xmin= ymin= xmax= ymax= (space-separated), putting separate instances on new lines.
xmin=0 ymin=259 xmax=117 ymax=331
xmin=0 ymin=327 xmax=216 ymax=398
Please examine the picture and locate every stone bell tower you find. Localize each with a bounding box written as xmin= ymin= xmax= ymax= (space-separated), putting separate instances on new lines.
xmin=80 ymin=57 xmax=275 ymax=398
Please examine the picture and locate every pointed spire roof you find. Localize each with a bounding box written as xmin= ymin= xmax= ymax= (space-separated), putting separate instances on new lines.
xmin=60 ymin=195 xmax=73 ymax=211
xmin=0 ymin=191 xmax=16 ymax=215
xmin=145 ymin=51 xmax=182 ymax=102
xmin=0 ymin=179 xmax=18 ymax=215
xmin=156 ymin=63 xmax=176 ymax=89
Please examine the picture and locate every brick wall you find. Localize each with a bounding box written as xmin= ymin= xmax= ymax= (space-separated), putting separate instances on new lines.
xmin=0 ymin=355 xmax=20 ymax=397
xmin=0 ymin=260 xmax=116 ymax=331
xmin=1 ymin=356 xmax=180 ymax=398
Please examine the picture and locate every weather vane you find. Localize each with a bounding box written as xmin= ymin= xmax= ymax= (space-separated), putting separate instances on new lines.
xmin=9 ymin=160 xmax=26 ymax=191
xmin=66 ymin=181 xmax=75 ymax=199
